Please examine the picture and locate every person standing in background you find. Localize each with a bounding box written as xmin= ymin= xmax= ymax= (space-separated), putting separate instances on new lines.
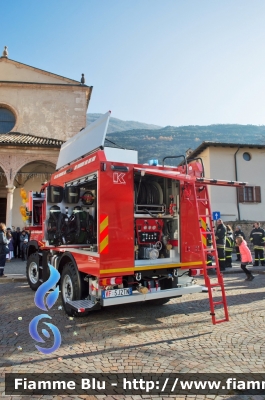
xmin=0 ymin=223 xmax=8 ymax=277
xmin=215 ymin=219 xmax=227 ymax=271
xmin=250 ymin=222 xmax=265 ymax=266
xmin=11 ymin=226 xmax=17 ymax=256
xmin=235 ymin=236 xmax=254 ymax=281
xmin=20 ymin=230 xmax=29 ymax=261
xmin=225 ymin=225 xmax=234 ymax=268
xmin=234 ymin=225 xmax=245 ymax=261
xmin=6 ymin=228 xmax=14 ymax=261
xmin=14 ymin=227 xmax=21 ymax=258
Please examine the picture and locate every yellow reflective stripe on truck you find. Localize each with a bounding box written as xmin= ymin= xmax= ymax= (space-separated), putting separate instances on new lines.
xmin=99 ymin=261 xmax=203 ymax=275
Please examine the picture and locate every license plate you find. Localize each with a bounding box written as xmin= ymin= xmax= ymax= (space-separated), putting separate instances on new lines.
xmin=102 ymin=287 xmax=132 ymax=298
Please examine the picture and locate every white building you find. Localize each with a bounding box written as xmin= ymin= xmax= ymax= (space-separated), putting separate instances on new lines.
xmin=188 ymin=141 xmax=264 ymax=222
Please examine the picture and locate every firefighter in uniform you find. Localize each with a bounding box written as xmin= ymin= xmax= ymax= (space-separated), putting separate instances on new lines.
xmin=234 ymin=225 xmax=245 ymax=261
xmin=225 ymin=225 xmax=234 ymax=268
xmin=250 ymin=222 xmax=265 ymax=266
xmin=215 ymin=219 xmax=227 ymax=271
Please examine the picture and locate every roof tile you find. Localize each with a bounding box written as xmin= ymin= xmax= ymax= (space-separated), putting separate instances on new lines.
xmin=0 ymin=132 xmax=64 ymax=147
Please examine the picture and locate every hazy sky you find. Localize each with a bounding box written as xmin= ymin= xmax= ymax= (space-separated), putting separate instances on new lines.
xmin=1 ymin=0 xmax=265 ymax=127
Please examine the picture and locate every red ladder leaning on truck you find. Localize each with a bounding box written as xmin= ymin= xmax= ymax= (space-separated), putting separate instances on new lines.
xmin=25 ymin=112 xmax=247 ymax=324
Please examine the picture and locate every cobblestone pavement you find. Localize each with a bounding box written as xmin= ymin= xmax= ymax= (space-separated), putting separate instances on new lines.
xmin=1 ymin=264 xmax=265 ymax=400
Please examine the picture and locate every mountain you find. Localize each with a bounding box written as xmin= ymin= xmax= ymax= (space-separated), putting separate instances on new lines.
xmin=87 ymin=114 xmax=265 ymax=165
xmin=107 ymin=124 xmax=265 ymax=165
xmin=87 ymin=113 xmax=161 ymax=133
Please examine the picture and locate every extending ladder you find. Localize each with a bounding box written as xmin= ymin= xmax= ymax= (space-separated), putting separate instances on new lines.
xmin=195 ymin=184 xmax=229 ymax=324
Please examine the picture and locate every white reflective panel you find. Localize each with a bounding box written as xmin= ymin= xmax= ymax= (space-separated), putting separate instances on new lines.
xmin=104 ymin=147 xmax=138 ymax=164
xmin=56 ymin=111 xmax=111 ymax=170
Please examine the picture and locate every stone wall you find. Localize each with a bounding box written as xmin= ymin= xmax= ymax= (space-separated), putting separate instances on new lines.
xmin=0 ymin=56 xmax=92 ymax=140
xmin=225 ymin=220 xmax=265 ymax=247
xmin=0 ymin=85 xmax=88 ymax=140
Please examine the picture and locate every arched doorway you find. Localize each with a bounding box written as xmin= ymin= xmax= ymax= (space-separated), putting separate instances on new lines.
xmin=13 ymin=160 xmax=56 ymax=228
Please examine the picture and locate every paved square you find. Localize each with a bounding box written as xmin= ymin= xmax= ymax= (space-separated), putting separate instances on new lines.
xmin=1 ymin=269 xmax=265 ymax=399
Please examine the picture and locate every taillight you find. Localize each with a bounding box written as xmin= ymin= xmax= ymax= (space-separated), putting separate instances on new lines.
xmin=99 ymin=277 xmax=123 ymax=286
xmin=189 ymin=269 xmax=203 ymax=276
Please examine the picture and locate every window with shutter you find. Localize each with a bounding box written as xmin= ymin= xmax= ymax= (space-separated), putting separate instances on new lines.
xmin=238 ymin=187 xmax=244 ymax=202
xmin=238 ymin=186 xmax=261 ymax=203
xmin=255 ymin=186 xmax=261 ymax=203
xmin=244 ymin=187 xmax=253 ymax=202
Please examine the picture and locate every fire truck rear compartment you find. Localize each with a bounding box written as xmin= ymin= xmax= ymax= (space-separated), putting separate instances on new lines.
xmin=134 ymin=172 xmax=180 ymax=263
xmin=45 ymin=176 xmax=98 ymax=249
xmin=43 ymin=170 xmax=180 ymax=264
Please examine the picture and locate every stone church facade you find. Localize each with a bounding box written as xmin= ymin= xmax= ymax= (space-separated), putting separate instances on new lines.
xmin=0 ymin=47 xmax=92 ymax=227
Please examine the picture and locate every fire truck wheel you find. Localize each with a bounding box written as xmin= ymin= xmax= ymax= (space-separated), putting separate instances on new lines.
xmin=26 ymin=253 xmax=42 ymax=291
xmin=60 ymin=262 xmax=82 ymax=316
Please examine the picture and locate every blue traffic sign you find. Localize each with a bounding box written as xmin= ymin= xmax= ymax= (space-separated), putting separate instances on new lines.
xmin=212 ymin=211 xmax=221 ymax=220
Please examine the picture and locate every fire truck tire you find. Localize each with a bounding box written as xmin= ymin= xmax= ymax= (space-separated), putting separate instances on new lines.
xmin=26 ymin=253 xmax=42 ymax=291
xmin=60 ymin=262 xmax=82 ymax=316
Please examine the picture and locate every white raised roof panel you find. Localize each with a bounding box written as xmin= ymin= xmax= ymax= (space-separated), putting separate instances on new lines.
xmin=104 ymin=147 xmax=138 ymax=164
xmin=56 ymin=111 xmax=111 ymax=170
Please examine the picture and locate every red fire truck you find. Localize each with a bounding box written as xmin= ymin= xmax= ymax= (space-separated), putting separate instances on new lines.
xmin=25 ymin=112 xmax=246 ymax=324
